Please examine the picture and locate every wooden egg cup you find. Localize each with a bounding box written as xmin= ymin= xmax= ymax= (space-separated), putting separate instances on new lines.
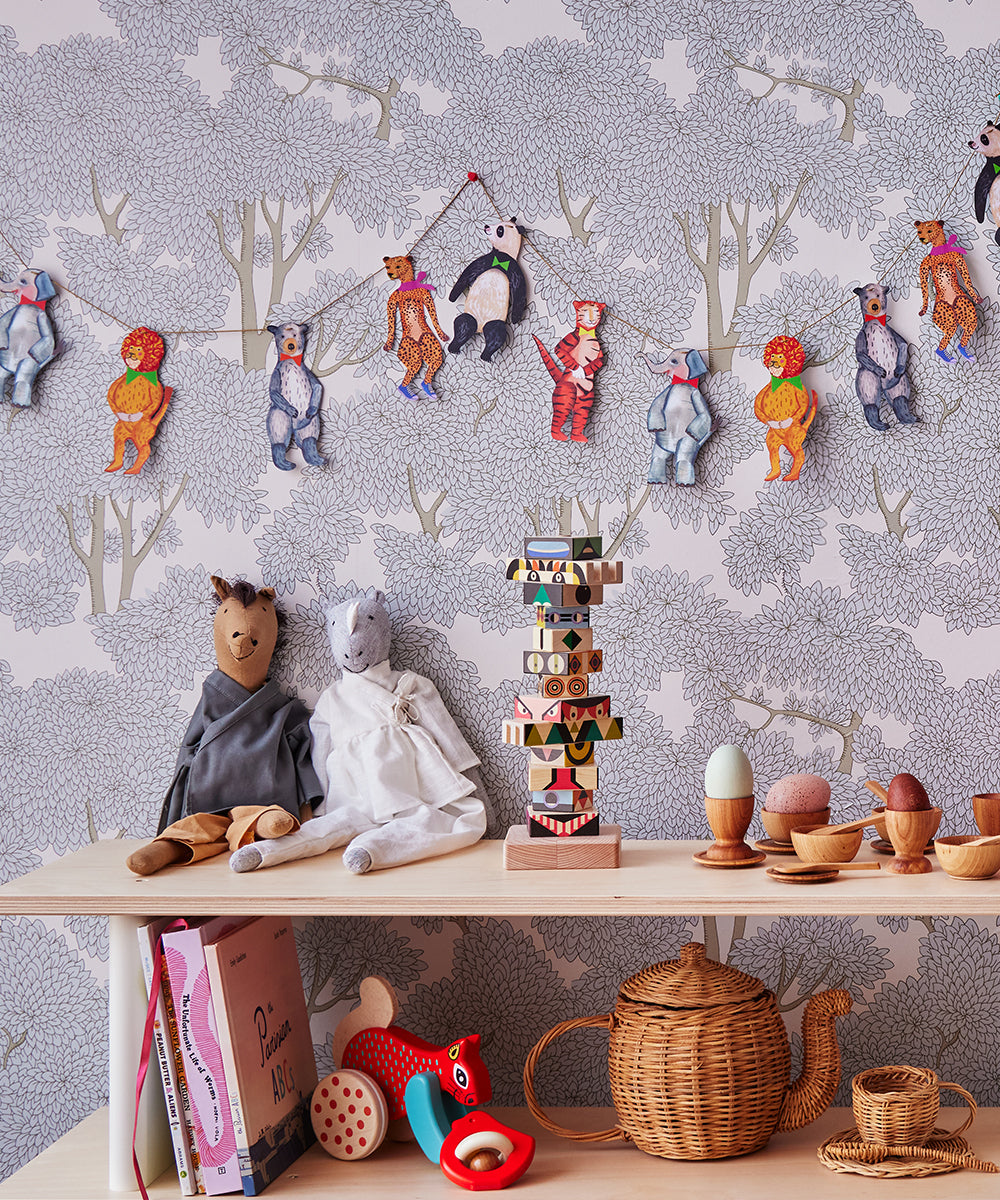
xmin=702 ymin=795 xmax=759 ymax=863
xmin=884 ymin=807 xmax=942 ymax=874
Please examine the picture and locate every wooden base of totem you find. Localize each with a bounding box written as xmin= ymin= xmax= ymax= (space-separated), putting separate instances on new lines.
xmin=503 ymin=824 xmax=621 ymax=870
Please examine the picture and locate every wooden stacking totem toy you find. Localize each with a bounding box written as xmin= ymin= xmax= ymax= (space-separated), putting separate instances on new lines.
xmin=501 ymin=534 xmax=623 ymax=869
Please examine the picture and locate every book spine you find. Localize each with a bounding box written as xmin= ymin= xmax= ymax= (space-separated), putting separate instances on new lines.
xmin=136 ymin=924 xmax=198 ymax=1196
xmin=203 ymin=944 xmax=254 ymax=1194
xmin=163 ymin=929 xmax=243 ymax=1196
xmin=160 ymin=948 xmax=206 ymax=1193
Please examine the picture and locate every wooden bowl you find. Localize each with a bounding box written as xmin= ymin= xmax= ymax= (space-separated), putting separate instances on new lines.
xmin=761 ymin=807 xmax=830 ymax=844
xmin=934 ymin=835 xmax=1000 ymax=880
xmin=790 ymin=823 xmax=863 ymax=864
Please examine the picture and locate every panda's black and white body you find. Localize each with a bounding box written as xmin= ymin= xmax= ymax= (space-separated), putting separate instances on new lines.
xmin=970 ymin=122 xmax=1000 ymax=245
xmin=448 ymin=221 xmax=527 ymax=361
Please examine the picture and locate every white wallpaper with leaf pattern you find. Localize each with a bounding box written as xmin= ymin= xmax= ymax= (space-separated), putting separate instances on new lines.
xmin=1 ymin=0 xmax=999 ymax=1180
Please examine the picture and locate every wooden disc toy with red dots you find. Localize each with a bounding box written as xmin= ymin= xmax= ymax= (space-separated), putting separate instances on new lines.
xmin=311 ymin=1068 xmax=388 ymax=1160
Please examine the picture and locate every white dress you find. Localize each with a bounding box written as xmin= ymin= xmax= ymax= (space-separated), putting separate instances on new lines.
xmin=246 ymin=660 xmax=487 ymax=871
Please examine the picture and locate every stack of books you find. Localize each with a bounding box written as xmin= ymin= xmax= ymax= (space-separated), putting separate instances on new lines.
xmin=137 ymin=915 xmax=318 ymax=1196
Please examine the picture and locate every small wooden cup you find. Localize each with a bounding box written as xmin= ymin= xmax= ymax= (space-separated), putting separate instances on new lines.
xmin=884 ymin=808 xmax=941 ymax=874
xmin=972 ymin=793 xmax=1000 ymax=837
xmin=934 ymin=835 xmax=1000 ymax=880
xmin=790 ymin=823 xmax=863 ymax=864
xmin=703 ymin=794 xmax=758 ymax=862
xmin=761 ymin=807 xmax=830 ymax=845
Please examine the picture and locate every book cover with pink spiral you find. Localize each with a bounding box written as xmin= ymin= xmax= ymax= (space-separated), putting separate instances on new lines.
xmin=163 ymin=917 xmax=249 ymax=1196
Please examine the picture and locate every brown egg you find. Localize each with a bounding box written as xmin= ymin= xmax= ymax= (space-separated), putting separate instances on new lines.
xmin=887 ymin=772 xmax=931 ymax=811
xmin=466 ymin=1149 xmax=502 ymax=1172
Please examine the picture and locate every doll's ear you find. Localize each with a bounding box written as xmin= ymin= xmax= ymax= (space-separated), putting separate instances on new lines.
xmin=211 ymin=575 xmax=230 ymax=601
xmin=259 ymin=587 xmax=276 ymax=601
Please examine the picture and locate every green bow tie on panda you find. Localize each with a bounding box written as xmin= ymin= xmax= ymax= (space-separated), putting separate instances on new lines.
xmin=491 ymin=256 xmax=511 ymax=271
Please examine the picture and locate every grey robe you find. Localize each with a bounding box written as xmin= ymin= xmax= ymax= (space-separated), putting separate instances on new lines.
xmin=156 ymin=670 xmax=323 ymax=833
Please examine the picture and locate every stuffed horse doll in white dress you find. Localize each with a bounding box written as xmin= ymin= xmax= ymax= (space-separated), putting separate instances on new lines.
xmin=230 ymin=588 xmax=490 ymax=874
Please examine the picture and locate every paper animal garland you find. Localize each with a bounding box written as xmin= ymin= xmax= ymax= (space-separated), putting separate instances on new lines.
xmin=852 ymin=285 xmax=918 ymax=430
xmin=0 ymin=268 xmax=55 ymax=408
xmin=104 ymin=327 xmax=172 ymax=474
xmin=970 ymin=121 xmax=1000 ymax=244
xmin=383 ymin=255 xmax=447 ymax=400
xmin=643 ymin=347 xmax=712 ymax=484
xmin=535 ymin=300 xmax=605 ymax=443
xmin=914 ymin=221 xmax=982 ymax=364
xmin=448 ymin=220 xmax=527 ymax=361
xmin=753 ymin=336 xmax=817 ymax=482
xmin=266 ymin=322 xmax=326 ymax=470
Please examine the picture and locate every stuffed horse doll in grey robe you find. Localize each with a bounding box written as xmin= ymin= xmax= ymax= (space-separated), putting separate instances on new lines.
xmin=126 ymin=576 xmax=323 ymax=875
xmin=231 ymin=588 xmax=491 ymax=875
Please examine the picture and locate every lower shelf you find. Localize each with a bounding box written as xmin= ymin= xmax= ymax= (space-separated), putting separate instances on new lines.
xmin=3 ymin=1106 xmax=999 ymax=1198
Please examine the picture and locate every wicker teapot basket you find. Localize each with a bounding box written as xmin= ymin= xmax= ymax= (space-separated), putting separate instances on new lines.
xmin=524 ymin=943 xmax=849 ymax=1161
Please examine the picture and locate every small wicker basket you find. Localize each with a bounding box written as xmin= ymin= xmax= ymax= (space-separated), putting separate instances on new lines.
xmin=852 ymin=1065 xmax=976 ymax=1147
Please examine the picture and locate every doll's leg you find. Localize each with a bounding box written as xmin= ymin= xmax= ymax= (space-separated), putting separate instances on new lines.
xmin=226 ymin=804 xmax=300 ymax=849
xmin=127 ymin=812 xmax=232 ymax=875
xmin=344 ymin=798 xmax=487 ymax=874
xmin=229 ymin=806 xmax=374 ymax=872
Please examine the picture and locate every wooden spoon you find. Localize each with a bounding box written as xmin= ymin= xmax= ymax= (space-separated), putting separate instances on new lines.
xmin=770 ymin=861 xmax=881 ymax=875
xmin=959 ymin=833 xmax=1000 ymax=848
xmin=809 ymin=814 xmax=881 ymax=836
xmin=864 ymin=780 xmax=889 ymax=804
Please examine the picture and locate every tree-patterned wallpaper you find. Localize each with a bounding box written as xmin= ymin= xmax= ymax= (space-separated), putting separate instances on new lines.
xmin=1 ymin=0 xmax=999 ymax=1180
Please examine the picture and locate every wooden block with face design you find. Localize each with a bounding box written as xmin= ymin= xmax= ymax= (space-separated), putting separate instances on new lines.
xmin=502 ymin=716 xmax=623 ymax=746
xmin=528 ymin=789 xmax=594 ymax=814
xmin=529 ymin=741 xmax=595 ymax=768
xmin=527 ymin=764 xmax=599 ymax=791
xmin=523 ymin=536 xmax=602 ymax=561
xmin=531 ymin=626 xmax=594 ymax=654
xmin=522 ymin=582 xmax=603 ymax=608
xmin=526 ymin=808 xmax=600 ymax=837
xmin=524 ymin=650 xmax=602 ymax=678
xmin=514 ymin=694 xmax=610 ymax=722
xmin=507 ymin=558 xmax=622 ymax=586
xmin=536 ymin=605 xmax=590 ymax=629
xmin=538 ymin=673 xmax=595 ymax=698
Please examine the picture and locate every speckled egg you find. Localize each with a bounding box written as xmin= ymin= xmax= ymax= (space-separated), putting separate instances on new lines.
xmin=704 ymin=744 xmax=754 ymax=799
xmin=764 ymin=773 xmax=831 ymax=814
xmin=887 ymin=772 xmax=931 ymax=811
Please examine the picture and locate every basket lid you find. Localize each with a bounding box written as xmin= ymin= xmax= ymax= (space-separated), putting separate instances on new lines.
xmin=618 ymin=943 xmax=765 ymax=1008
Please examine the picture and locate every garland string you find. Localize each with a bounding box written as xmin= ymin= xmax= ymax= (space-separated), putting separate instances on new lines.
xmin=0 ymin=151 xmax=982 ymax=365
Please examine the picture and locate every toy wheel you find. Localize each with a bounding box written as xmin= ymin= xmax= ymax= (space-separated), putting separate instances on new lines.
xmin=311 ymin=1068 xmax=388 ymax=1160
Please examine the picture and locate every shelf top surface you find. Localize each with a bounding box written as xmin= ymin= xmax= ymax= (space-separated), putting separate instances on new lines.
xmin=3 ymin=1106 xmax=1000 ymax=1199
xmin=1 ymin=837 xmax=999 ymax=916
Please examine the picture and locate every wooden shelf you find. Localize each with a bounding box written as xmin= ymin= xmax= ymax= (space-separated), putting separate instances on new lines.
xmin=2 ymin=838 xmax=999 ymax=917
xmin=3 ymin=1106 xmax=998 ymax=1198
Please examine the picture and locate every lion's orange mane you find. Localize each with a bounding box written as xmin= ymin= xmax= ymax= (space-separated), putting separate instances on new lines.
xmin=121 ymin=327 xmax=164 ymax=373
xmin=763 ymin=335 xmax=805 ymax=379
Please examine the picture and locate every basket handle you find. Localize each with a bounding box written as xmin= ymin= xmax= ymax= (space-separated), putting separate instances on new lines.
xmin=927 ymin=1081 xmax=977 ymax=1141
xmin=522 ymin=1013 xmax=627 ymax=1144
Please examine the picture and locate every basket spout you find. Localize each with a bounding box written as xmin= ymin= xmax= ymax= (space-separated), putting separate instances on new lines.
xmin=777 ymin=989 xmax=852 ymax=1131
